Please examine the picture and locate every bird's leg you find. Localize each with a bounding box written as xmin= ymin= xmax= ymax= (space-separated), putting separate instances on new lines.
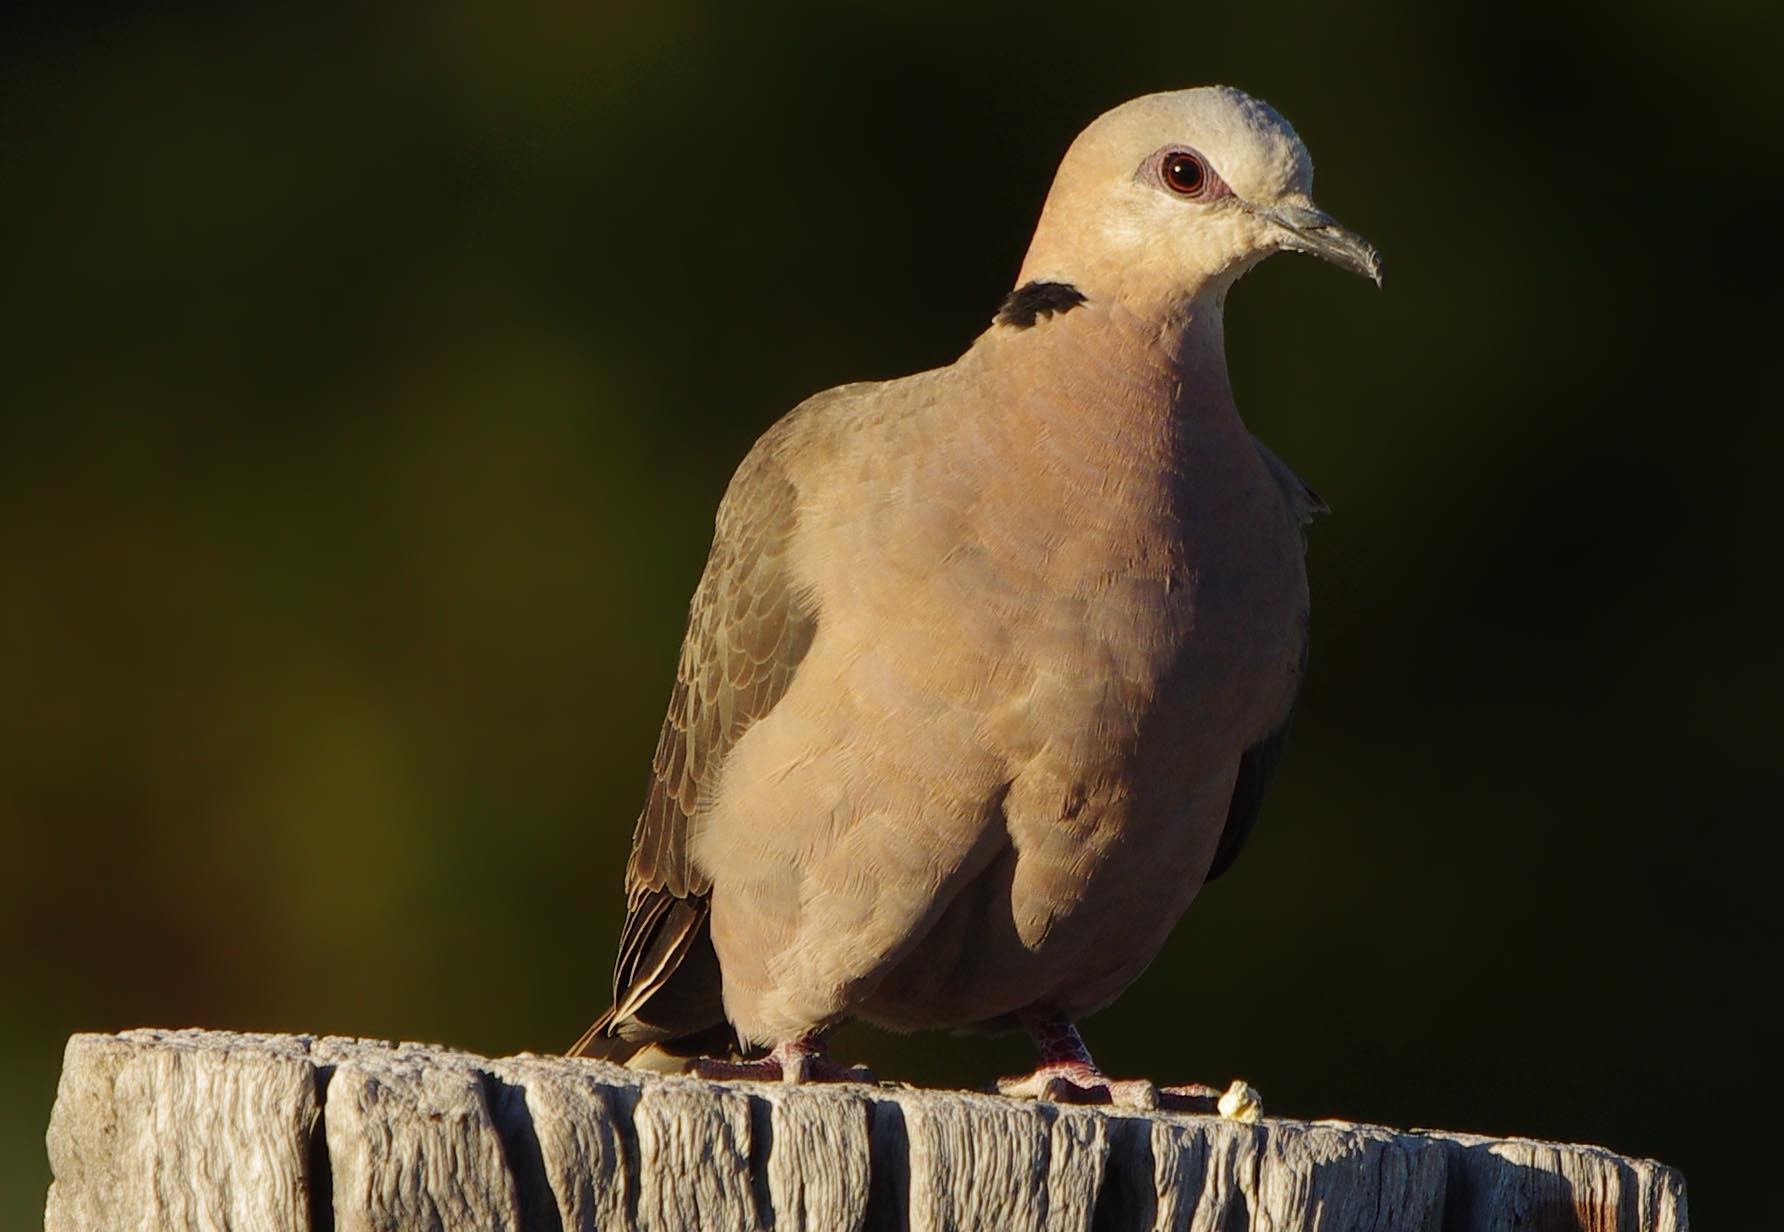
xmin=996 ymin=1010 xmax=1221 ymax=1112
xmin=689 ymin=1033 xmax=875 ymax=1085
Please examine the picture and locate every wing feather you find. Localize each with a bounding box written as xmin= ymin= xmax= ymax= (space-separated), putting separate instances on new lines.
xmin=1203 ymin=441 xmax=1326 ymax=884
xmin=576 ymin=418 xmax=818 ymax=1055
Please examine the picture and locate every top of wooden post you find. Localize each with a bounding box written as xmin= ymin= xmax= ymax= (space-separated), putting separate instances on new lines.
xmin=43 ymin=1028 xmax=1686 ymax=1232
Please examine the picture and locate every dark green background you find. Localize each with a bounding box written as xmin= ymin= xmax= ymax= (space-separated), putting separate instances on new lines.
xmin=3 ymin=2 xmax=1776 ymax=1226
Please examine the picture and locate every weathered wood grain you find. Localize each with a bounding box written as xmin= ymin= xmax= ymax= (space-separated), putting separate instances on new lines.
xmin=42 ymin=1029 xmax=1688 ymax=1232
xmin=45 ymin=1031 xmax=322 ymax=1232
xmin=322 ymin=1043 xmax=524 ymax=1232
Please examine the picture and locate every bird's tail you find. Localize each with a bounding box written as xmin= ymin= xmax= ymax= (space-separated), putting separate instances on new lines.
xmin=566 ymin=1006 xmax=740 ymax=1074
xmin=566 ymin=1007 xmax=631 ymax=1061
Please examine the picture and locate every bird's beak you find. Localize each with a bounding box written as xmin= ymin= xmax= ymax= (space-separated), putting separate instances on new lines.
xmin=1259 ymin=202 xmax=1383 ymax=287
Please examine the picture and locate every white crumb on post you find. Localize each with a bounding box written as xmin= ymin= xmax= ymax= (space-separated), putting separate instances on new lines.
xmin=1218 ymin=1078 xmax=1264 ymax=1123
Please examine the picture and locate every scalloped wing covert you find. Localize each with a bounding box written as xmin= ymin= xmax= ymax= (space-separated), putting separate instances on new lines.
xmin=577 ymin=427 xmax=817 ymax=1053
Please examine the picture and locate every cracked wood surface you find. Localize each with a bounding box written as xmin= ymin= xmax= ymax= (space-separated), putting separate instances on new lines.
xmin=43 ymin=1029 xmax=1688 ymax=1232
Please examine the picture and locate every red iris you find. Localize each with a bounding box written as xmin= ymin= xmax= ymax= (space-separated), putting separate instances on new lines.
xmin=1163 ymin=152 xmax=1207 ymax=196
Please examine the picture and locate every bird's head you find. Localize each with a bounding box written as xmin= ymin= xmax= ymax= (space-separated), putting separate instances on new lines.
xmin=1015 ymin=87 xmax=1381 ymax=318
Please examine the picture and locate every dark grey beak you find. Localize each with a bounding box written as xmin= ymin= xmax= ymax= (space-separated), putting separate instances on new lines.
xmin=1261 ymin=202 xmax=1383 ymax=287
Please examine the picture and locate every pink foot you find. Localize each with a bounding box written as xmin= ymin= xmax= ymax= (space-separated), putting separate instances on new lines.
xmin=996 ymin=1062 xmax=1220 ymax=1111
xmin=689 ymin=1037 xmax=875 ymax=1085
xmin=996 ymin=1009 xmax=1221 ymax=1111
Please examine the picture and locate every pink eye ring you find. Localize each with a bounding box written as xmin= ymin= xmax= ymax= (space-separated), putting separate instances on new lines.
xmin=1152 ymin=147 xmax=1228 ymax=200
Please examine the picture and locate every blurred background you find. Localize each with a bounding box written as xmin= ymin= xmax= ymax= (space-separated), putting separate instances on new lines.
xmin=3 ymin=1 xmax=1777 ymax=1225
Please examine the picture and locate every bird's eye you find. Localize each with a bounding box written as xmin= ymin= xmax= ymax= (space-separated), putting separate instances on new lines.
xmin=1162 ymin=151 xmax=1208 ymax=196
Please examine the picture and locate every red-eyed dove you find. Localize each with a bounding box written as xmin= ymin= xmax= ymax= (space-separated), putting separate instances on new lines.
xmin=570 ymin=86 xmax=1380 ymax=1105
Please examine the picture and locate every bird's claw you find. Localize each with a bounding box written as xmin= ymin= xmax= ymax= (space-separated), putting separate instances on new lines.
xmin=689 ymin=1046 xmax=875 ymax=1086
xmin=787 ymin=1055 xmax=877 ymax=1085
xmin=997 ymin=1064 xmax=1222 ymax=1112
xmin=1157 ymin=1082 xmax=1225 ymax=1113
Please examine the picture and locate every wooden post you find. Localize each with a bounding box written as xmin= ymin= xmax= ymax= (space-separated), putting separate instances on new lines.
xmin=43 ymin=1028 xmax=1687 ymax=1231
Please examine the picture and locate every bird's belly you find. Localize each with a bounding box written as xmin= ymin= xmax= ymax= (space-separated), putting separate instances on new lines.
xmin=710 ymin=467 xmax=1304 ymax=1042
xmin=856 ymin=538 xmax=1302 ymax=1030
xmin=858 ymin=778 xmax=1236 ymax=1030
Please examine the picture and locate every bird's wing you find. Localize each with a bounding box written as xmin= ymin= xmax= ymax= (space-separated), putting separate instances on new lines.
xmin=1204 ymin=696 xmax=1296 ymax=883
xmin=1203 ymin=438 xmax=1325 ymax=884
xmin=603 ymin=416 xmax=819 ymax=1043
xmin=1251 ymin=436 xmax=1329 ymax=525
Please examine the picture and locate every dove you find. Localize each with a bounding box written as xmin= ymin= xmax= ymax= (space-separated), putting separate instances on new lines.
xmin=570 ymin=85 xmax=1379 ymax=1105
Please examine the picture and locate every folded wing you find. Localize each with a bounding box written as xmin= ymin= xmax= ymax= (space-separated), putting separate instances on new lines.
xmin=571 ymin=424 xmax=817 ymax=1059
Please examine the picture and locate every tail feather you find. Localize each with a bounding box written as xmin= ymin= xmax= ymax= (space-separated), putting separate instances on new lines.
xmin=569 ymin=888 xmax=734 ymax=1068
xmin=566 ymin=1007 xmax=631 ymax=1061
xmin=567 ymin=1006 xmax=739 ymax=1071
